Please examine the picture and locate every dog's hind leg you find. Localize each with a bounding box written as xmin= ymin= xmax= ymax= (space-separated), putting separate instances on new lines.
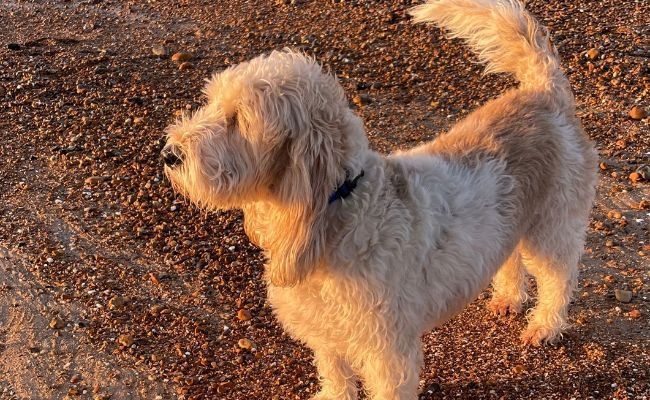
xmin=489 ymin=246 xmax=528 ymax=317
xmin=519 ymin=217 xmax=585 ymax=345
xmin=311 ymin=352 xmax=358 ymax=400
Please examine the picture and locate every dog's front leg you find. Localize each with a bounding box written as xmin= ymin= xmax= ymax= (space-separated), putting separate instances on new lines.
xmin=311 ymin=351 xmax=358 ymax=400
xmin=358 ymin=340 xmax=423 ymax=400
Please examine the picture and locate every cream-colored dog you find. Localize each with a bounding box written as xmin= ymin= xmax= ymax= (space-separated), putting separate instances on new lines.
xmin=162 ymin=0 xmax=597 ymax=398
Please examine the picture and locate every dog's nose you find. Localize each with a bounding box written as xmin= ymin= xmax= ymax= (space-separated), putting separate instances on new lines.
xmin=161 ymin=145 xmax=183 ymax=168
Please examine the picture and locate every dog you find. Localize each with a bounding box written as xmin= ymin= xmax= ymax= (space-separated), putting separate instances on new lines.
xmin=162 ymin=0 xmax=597 ymax=398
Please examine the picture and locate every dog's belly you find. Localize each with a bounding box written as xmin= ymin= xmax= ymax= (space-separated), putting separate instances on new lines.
xmin=267 ymin=245 xmax=509 ymax=352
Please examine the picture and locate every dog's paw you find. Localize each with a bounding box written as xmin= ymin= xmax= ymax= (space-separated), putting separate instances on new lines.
xmin=310 ymin=393 xmax=355 ymax=400
xmin=520 ymin=324 xmax=562 ymax=346
xmin=488 ymin=296 xmax=522 ymax=317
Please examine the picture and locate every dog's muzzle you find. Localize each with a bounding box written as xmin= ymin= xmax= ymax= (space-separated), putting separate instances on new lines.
xmin=161 ymin=144 xmax=184 ymax=168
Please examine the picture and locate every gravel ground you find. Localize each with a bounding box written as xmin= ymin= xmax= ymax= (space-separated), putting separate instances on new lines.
xmin=0 ymin=0 xmax=648 ymax=399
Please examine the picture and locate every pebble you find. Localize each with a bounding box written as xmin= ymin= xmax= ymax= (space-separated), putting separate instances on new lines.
xmin=152 ymin=45 xmax=168 ymax=57
xmin=512 ymin=364 xmax=526 ymax=374
xmin=237 ymin=338 xmax=253 ymax=350
xmin=352 ymin=94 xmax=372 ymax=107
xmin=216 ymin=381 xmax=234 ymax=394
xmin=171 ymin=52 xmax=192 ymax=62
xmin=614 ymin=289 xmax=632 ymax=303
xmin=49 ymin=316 xmax=65 ymax=329
xmin=628 ymin=309 xmax=642 ymax=319
xmin=84 ymin=176 xmax=103 ymax=185
xmin=628 ymin=106 xmax=647 ymax=120
xmin=636 ymin=165 xmax=650 ymax=180
xmin=586 ymin=48 xmax=600 ymax=60
xmin=607 ymin=210 xmax=622 ymax=219
xmin=149 ymin=304 xmax=166 ymax=316
xmin=108 ymin=295 xmax=128 ymax=310
xmin=117 ymin=334 xmax=134 ymax=347
xmin=629 ymin=172 xmax=641 ymax=183
xmin=237 ymin=309 xmax=252 ymax=321
xmin=178 ymin=62 xmax=194 ymax=71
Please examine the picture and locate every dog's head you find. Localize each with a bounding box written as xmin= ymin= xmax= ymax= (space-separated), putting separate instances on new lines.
xmin=163 ymin=49 xmax=367 ymax=285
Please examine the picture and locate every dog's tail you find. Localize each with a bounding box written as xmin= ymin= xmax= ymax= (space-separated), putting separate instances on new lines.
xmin=409 ymin=0 xmax=572 ymax=106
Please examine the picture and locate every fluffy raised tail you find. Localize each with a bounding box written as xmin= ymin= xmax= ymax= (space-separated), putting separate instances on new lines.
xmin=409 ymin=0 xmax=571 ymax=102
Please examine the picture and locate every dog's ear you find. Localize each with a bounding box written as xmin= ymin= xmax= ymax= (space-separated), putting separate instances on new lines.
xmin=263 ymin=106 xmax=338 ymax=287
xmin=249 ymin=63 xmax=343 ymax=287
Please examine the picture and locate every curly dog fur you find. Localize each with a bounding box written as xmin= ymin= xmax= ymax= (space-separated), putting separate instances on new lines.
xmin=162 ymin=0 xmax=598 ymax=398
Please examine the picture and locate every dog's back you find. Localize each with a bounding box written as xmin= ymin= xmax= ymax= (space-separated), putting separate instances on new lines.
xmin=409 ymin=0 xmax=597 ymax=230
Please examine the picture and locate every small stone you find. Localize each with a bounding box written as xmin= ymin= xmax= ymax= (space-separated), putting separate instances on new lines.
xmin=70 ymin=373 xmax=82 ymax=384
xmin=614 ymin=289 xmax=632 ymax=303
xmin=108 ymin=295 xmax=128 ymax=310
xmin=171 ymin=52 xmax=192 ymax=62
xmin=628 ymin=309 xmax=642 ymax=319
xmin=586 ymin=48 xmax=600 ymax=60
xmin=49 ymin=316 xmax=65 ymax=329
xmin=237 ymin=309 xmax=252 ymax=321
xmin=237 ymin=338 xmax=253 ymax=350
xmin=605 ymin=239 xmax=614 ymax=247
xmin=352 ymin=94 xmax=372 ymax=107
xmin=636 ymin=165 xmax=650 ymax=180
xmin=85 ymin=176 xmax=103 ymax=185
xmin=152 ymin=45 xmax=168 ymax=57
xmin=178 ymin=61 xmax=194 ymax=71
xmin=598 ymin=162 xmax=608 ymax=171
xmin=629 ymin=106 xmax=647 ymax=120
xmin=607 ymin=210 xmax=622 ymax=219
xmin=216 ymin=381 xmax=234 ymax=394
xmin=512 ymin=364 xmax=526 ymax=374
xmin=629 ymin=172 xmax=641 ymax=183
xmin=604 ymin=275 xmax=616 ymax=283
xmin=150 ymin=304 xmax=165 ymax=316
xmin=117 ymin=334 xmax=134 ymax=347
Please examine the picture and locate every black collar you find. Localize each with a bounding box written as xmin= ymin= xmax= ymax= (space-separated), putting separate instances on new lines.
xmin=328 ymin=170 xmax=365 ymax=204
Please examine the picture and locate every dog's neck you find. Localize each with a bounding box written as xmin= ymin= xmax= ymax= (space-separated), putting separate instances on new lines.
xmin=328 ymin=169 xmax=365 ymax=204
